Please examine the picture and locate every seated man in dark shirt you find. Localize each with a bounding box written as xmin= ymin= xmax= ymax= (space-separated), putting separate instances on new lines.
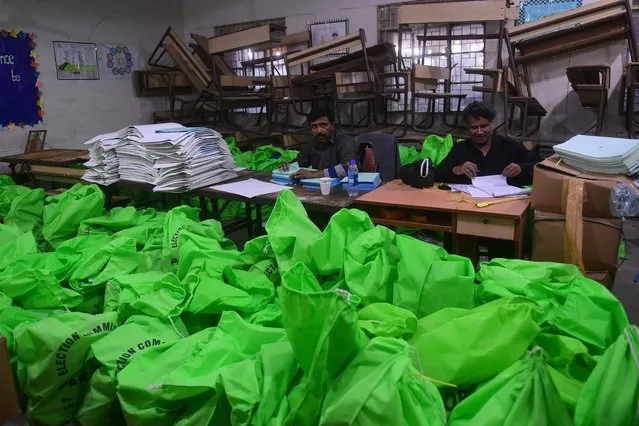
xmin=283 ymin=107 xmax=356 ymax=179
xmin=435 ymin=101 xmax=537 ymax=186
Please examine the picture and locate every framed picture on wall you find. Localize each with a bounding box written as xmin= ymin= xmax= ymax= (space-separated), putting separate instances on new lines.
xmin=25 ymin=130 xmax=47 ymax=153
xmin=308 ymin=19 xmax=349 ymax=53
xmin=53 ymin=41 xmax=99 ymax=80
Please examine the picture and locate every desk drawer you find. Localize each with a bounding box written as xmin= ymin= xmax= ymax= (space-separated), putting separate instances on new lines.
xmin=457 ymin=214 xmax=515 ymax=240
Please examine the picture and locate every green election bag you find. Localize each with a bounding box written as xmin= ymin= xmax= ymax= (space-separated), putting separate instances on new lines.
xmin=0 ymin=306 xmax=51 ymax=364
xmin=117 ymin=311 xmax=287 ymax=426
xmin=409 ymin=298 xmax=541 ymax=387
xmin=533 ymin=333 xmax=597 ymax=383
xmin=250 ymin=145 xmax=298 ymax=171
xmin=185 ymin=266 xmax=274 ymax=315
xmin=105 ymin=272 xmax=193 ymax=322
xmin=76 ymin=315 xmax=187 ymax=426
xmin=3 ymin=186 xmax=44 ymax=234
xmin=242 ymin=235 xmax=280 ymax=285
xmin=0 ymin=224 xmax=37 ymax=271
xmin=0 ymin=174 xmax=15 ymax=186
xmin=573 ymin=325 xmax=639 ymax=426
xmin=14 ymin=311 xmax=118 ymax=426
xmin=175 ymin=229 xmax=243 ymax=280
xmin=394 ymin=235 xmax=476 ymax=317
xmin=279 ymin=262 xmax=369 ymax=425
xmin=344 ymin=226 xmax=399 ymax=306
xmin=448 ymin=348 xmax=573 ymax=426
xmin=68 ymin=237 xmax=140 ymax=294
xmin=245 ymin=300 xmax=283 ymax=327
xmin=0 ymin=291 xmax=11 ymax=309
xmin=420 ymin=134 xmax=455 ymax=167
xmin=0 ymin=183 xmax=30 ymax=216
xmin=357 ymin=303 xmax=417 ymax=338
xmin=43 ymin=183 xmax=105 ymax=247
xmin=78 ymin=207 xmax=160 ymax=236
xmin=320 ymin=337 xmax=447 ymax=426
xmin=477 ymin=259 xmax=628 ymax=354
xmin=266 ymin=190 xmax=321 ymax=274
xmin=309 ymin=208 xmax=374 ymax=278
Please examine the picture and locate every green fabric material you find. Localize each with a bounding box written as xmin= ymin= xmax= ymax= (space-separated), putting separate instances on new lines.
xmin=448 ymin=348 xmax=573 ymax=425
xmin=574 ymin=325 xmax=639 ymax=426
xmin=78 ymin=207 xmax=165 ymax=248
xmin=116 ymin=311 xmax=287 ymax=426
xmin=320 ymin=337 xmax=447 ymax=426
xmin=279 ymin=262 xmax=368 ymax=425
xmin=76 ymin=315 xmax=187 ymax=426
xmin=3 ymin=186 xmax=44 ymax=235
xmin=0 ymin=306 xmax=51 ymax=364
xmin=250 ymin=145 xmax=298 ymax=171
xmin=0 ymin=183 xmax=31 ymax=216
xmin=409 ymin=298 xmax=541 ymax=387
xmin=0 ymin=224 xmax=37 ymax=271
xmin=43 ymin=183 xmax=105 ymax=248
xmin=399 ymin=134 xmax=456 ymax=166
xmin=357 ymin=303 xmax=418 ymax=338
xmin=14 ymin=311 xmax=118 ymax=426
xmin=477 ymin=259 xmax=629 ymax=354
xmin=0 ymin=175 xmax=16 ymax=186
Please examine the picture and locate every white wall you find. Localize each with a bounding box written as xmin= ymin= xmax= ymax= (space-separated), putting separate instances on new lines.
xmin=183 ymin=0 xmax=630 ymax=141
xmin=0 ymin=0 xmax=183 ymax=163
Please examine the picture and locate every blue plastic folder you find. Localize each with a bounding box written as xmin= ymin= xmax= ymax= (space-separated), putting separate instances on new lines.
xmin=340 ymin=172 xmax=381 ymax=191
xmin=300 ymin=177 xmax=340 ymax=189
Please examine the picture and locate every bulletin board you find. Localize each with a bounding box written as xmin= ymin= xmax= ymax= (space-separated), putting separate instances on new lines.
xmin=519 ymin=0 xmax=582 ymax=24
xmin=0 ymin=30 xmax=43 ymax=129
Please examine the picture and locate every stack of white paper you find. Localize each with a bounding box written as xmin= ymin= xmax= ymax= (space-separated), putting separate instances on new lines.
xmin=83 ymin=123 xmax=238 ymax=192
xmin=82 ymin=132 xmax=121 ymax=186
xmin=554 ymin=135 xmax=639 ymax=175
xmin=450 ymin=175 xmax=531 ymax=198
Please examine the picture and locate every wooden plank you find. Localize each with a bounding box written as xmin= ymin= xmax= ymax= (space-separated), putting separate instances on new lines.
xmin=220 ymin=75 xmax=271 ymax=87
xmin=414 ymin=64 xmax=449 ymax=80
xmin=508 ymin=6 xmax=626 ymax=44
xmin=456 ymin=213 xmax=516 ymax=240
xmin=280 ymin=30 xmax=310 ymax=46
xmin=288 ymin=39 xmax=361 ymax=66
xmin=398 ymin=1 xmax=507 ymax=24
xmin=31 ymin=165 xmax=86 ymax=178
xmin=505 ymin=5 xmax=520 ymax=20
xmin=508 ymin=0 xmax=622 ymax=35
xmin=208 ymin=25 xmax=279 ymax=54
xmin=164 ymin=29 xmax=211 ymax=90
xmin=370 ymin=217 xmax=453 ymax=232
xmin=287 ymin=32 xmax=361 ymax=62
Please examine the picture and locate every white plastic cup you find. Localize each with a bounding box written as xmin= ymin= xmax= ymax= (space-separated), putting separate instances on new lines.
xmin=319 ymin=177 xmax=332 ymax=196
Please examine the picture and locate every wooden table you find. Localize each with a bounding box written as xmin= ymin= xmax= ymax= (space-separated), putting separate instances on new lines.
xmin=0 ymin=149 xmax=89 ymax=180
xmin=355 ymin=181 xmax=531 ymax=260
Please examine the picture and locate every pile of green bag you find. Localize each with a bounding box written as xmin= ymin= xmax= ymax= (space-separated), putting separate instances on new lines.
xmin=0 ymin=180 xmax=636 ymax=426
xmin=399 ymin=134 xmax=460 ymax=166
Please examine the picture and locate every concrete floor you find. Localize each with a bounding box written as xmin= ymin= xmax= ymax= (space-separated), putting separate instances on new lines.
xmin=613 ymin=219 xmax=639 ymax=325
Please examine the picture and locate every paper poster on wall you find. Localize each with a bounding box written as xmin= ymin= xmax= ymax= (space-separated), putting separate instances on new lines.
xmin=309 ymin=19 xmax=349 ymax=49
xmin=519 ymin=0 xmax=582 ymax=24
xmin=100 ymin=43 xmax=139 ymax=79
xmin=53 ymin=41 xmax=99 ymax=80
xmin=0 ymin=30 xmax=43 ymax=128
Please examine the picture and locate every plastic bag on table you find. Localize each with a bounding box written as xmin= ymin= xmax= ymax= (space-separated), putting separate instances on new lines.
xmin=448 ymin=348 xmax=573 ymax=426
xmin=409 ymin=298 xmax=541 ymax=389
xmin=75 ymin=315 xmax=187 ymax=426
xmin=610 ymin=182 xmax=639 ymax=217
xmin=574 ymin=325 xmax=639 ymax=426
xmin=43 ymin=183 xmax=105 ymax=248
xmin=278 ymin=262 xmax=368 ymax=425
xmin=14 ymin=311 xmax=118 ymax=426
xmin=320 ymin=337 xmax=447 ymax=426
xmin=116 ymin=311 xmax=287 ymax=426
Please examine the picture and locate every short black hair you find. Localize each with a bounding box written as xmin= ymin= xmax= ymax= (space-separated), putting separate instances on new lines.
xmin=462 ymin=101 xmax=496 ymax=123
xmin=307 ymin=107 xmax=334 ymax=124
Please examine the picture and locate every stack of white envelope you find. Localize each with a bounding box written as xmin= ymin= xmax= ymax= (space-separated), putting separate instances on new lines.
xmin=82 ymin=132 xmax=121 ymax=186
xmin=83 ymin=123 xmax=238 ymax=192
xmin=554 ymin=135 xmax=639 ymax=175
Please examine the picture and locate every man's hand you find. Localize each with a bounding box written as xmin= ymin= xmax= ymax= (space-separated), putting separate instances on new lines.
xmin=279 ymin=161 xmax=290 ymax=172
xmin=292 ymin=169 xmax=324 ymax=179
xmin=453 ymin=162 xmax=479 ymax=179
xmin=502 ymin=163 xmax=522 ymax=178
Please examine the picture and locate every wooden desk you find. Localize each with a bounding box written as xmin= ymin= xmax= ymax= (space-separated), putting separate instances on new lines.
xmin=355 ymin=181 xmax=530 ymax=260
xmin=0 ymin=149 xmax=89 ymax=180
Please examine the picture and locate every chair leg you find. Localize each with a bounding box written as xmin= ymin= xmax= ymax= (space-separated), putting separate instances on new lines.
xmin=595 ymin=90 xmax=606 ymax=136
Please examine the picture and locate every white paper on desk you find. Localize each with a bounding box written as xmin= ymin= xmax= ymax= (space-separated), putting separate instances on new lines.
xmin=210 ymin=178 xmax=291 ymax=198
xmin=449 ymin=184 xmax=492 ymax=198
xmin=471 ymin=175 xmax=531 ymax=198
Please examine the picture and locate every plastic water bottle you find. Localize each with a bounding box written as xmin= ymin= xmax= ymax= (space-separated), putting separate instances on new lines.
xmin=347 ymin=159 xmax=359 ymax=197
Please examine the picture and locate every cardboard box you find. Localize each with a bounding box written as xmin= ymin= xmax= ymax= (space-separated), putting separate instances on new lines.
xmin=0 ymin=337 xmax=21 ymax=424
xmin=532 ymin=155 xmax=636 ymax=219
xmin=585 ymin=271 xmax=614 ymax=289
xmin=532 ymin=210 xmax=622 ymax=275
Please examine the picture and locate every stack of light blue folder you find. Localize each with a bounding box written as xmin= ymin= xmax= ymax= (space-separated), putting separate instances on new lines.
xmin=271 ymin=162 xmax=299 ymax=185
xmin=554 ymin=135 xmax=639 ymax=175
xmin=341 ymin=172 xmax=382 ymax=191
xmin=300 ymin=177 xmax=340 ymax=189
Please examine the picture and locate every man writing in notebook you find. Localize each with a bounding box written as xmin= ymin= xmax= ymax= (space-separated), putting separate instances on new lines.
xmin=435 ymin=102 xmax=537 ymax=186
xmin=281 ymin=107 xmax=356 ymax=179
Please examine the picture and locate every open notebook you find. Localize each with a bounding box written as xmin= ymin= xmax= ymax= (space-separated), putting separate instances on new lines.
xmin=450 ymin=175 xmax=531 ymax=198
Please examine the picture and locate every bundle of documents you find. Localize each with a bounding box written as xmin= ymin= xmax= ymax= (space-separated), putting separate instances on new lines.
xmin=83 ymin=123 xmax=238 ymax=192
xmin=82 ymin=132 xmax=121 ymax=186
xmin=271 ymin=162 xmax=300 ymax=185
xmin=340 ymin=172 xmax=381 ymax=191
xmin=450 ymin=175 xmax=531 ymax=198
xmin=554 ymin=135 xmax=639 ymax=175
xmin=300 ymin=177 xmax=339 ymax=189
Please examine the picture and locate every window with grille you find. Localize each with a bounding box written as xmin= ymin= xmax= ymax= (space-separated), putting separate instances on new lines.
xmin=214 ymin=17 xmax=286 ymax=112
xmin=378 ymin=3 xmax=486 ymax=113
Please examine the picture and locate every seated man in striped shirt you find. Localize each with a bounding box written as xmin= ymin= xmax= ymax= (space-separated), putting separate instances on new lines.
xmin=285 ymin=107 xmax=356 ymax=180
